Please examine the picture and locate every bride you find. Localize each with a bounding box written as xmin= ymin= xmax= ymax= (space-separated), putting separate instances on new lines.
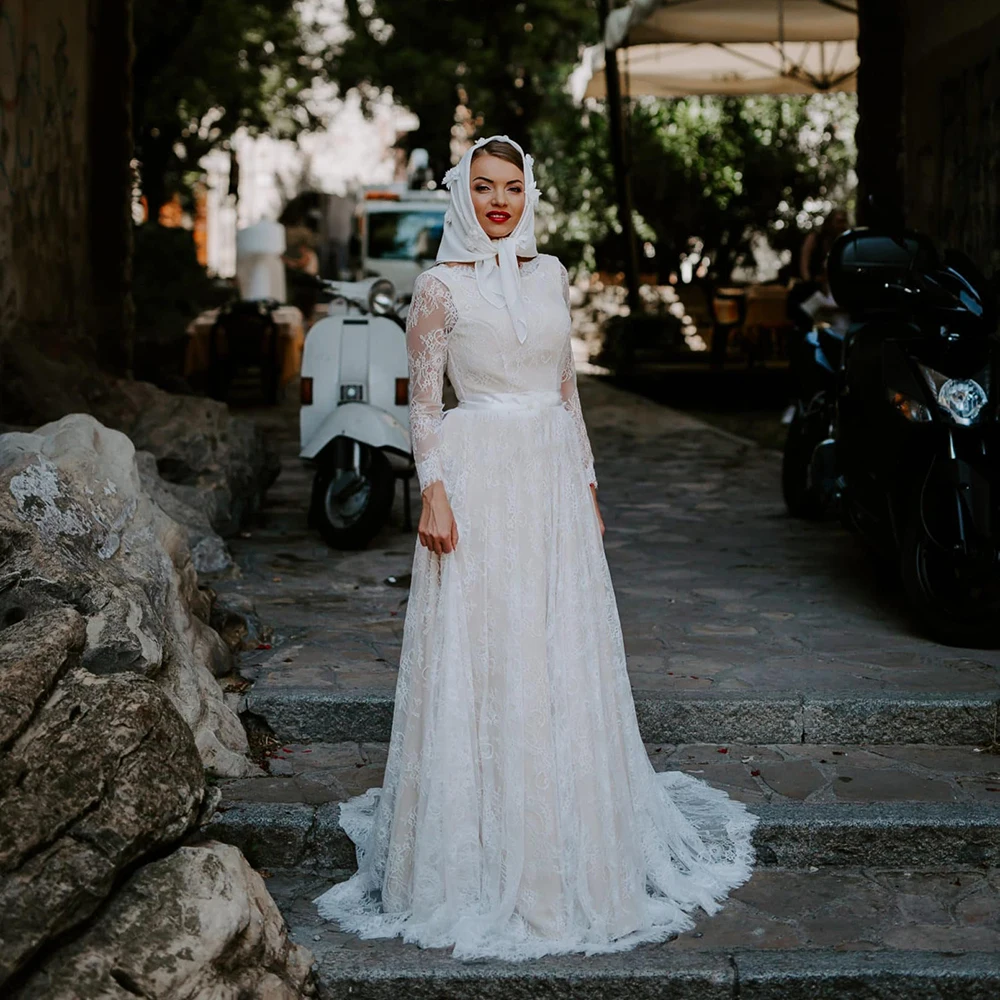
xmin=314 ymin=135 xmax=759 ymax=961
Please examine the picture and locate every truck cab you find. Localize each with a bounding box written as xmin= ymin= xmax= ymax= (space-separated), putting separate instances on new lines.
xmin=356 ymin=187 xmax=448 ymax=296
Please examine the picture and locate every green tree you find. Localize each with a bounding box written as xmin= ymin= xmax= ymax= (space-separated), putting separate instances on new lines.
xmin=332 ymin=0 xmax=601 ymax=177
xmin=330 ymin=1 xmax=853 ymax=281
xmin=533 ymin=90 xmax=857 ymax=281
xmin=133 ymin=0 xmax=333 ymax=222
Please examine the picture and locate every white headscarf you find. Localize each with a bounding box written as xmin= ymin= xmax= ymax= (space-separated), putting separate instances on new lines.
xmin=436 ymin=135 xmax=540 ymax=344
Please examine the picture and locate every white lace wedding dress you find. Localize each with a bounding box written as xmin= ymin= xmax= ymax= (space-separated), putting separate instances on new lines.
xmin=314 ymin=254 xmax=759 ymax=961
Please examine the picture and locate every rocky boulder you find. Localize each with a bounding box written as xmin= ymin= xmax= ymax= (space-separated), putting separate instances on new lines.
xmin=0 ymin=607 xmax=313 ymax=997
xmin=0 ymin=340 xmax=280 ymax=540
xmin=103 ymin=378 xmax=281 ymax=538
xmin=209 ymin=590 xmax=271 ymax=653
xmin=13 ymin=843 xmax=315 ymax=1000
xmin=0 ymin=413 xmax=255 ymax=776
xmin=135 ymin=449 xmax=236 ymax=577
xmin=0 ymin=607 xmax=207 ymax=984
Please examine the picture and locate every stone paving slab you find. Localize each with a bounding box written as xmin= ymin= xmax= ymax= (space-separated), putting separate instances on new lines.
xmin=258 ymin=871 xmax=1000 ymax=1000
xmin=226 ymin=376 xmax=1000 ymax=751
xmin=222 ymin=740 xmax=1000 ymax=808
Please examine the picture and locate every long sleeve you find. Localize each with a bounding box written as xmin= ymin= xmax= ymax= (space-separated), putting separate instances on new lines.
xmin=407 ymin=272 xmax=455 ymax=492
xmin=557 ymin=262 xmax=598 ymax=489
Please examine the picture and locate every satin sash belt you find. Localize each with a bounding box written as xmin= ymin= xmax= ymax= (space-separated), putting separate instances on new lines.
xmin=457 ymin=390 xmax=562 ymax=411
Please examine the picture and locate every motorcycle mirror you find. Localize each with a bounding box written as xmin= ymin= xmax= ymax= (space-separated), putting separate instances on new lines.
xmin=368 ymin=278 xmax=397 ymax=316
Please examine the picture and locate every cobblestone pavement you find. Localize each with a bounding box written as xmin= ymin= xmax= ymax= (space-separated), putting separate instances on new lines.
xmin=225 ymin=375 xmax=1000 ymax=704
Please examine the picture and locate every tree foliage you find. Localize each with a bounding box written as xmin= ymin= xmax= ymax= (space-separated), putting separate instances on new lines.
xmin=331 ymin=1 xmax=855 ymax=281
xmin=533 ymin=90 xmax=857 ymax=281
xmin=332 ymin=0 xmax=601 ymax=177
xmin=133 ymin=0 xmax=332 ymax=220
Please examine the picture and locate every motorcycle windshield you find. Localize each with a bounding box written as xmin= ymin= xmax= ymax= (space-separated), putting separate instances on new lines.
xmin=938 ymin=249 xmax=995 ymax=327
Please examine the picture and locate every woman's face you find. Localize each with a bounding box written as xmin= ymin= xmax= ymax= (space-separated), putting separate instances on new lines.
xmin=469 ymin=153 xmax=525 ymax=239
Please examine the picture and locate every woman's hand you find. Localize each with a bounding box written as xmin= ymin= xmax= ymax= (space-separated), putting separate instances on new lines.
xmin=590 ymin=483 xmax=605 ymax=537
xmin=418 ymin=481 xmax=459 ymax=554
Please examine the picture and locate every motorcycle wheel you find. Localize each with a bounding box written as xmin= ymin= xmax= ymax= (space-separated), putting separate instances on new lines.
xmin=899 ymin=509 xmax=1000 ymax=648
xmin=312 ymin=445 xmax=395 ymax=550
xmin=781 ymin=411 xmax=825 ymax=519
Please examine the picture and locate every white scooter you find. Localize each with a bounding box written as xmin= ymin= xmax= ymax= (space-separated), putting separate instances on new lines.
xmin=299 ymin=277 xmax=416 ymax=549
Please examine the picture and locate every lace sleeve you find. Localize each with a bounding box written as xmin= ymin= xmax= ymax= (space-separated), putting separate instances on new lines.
xmin=557 ymin=261 xmax=598 ymax=489
xmin=407 ymin=272 xmax=455 ymax=492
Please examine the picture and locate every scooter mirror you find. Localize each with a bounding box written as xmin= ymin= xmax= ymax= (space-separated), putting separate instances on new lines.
xmin=369 ymin=278 xmax=396 ymax=316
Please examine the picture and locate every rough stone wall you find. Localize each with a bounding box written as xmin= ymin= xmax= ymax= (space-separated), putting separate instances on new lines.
xmin=0 ymin=0 xmax=93 ymax=359
xmin=902 ymin=0 xmax=1000 ymax=273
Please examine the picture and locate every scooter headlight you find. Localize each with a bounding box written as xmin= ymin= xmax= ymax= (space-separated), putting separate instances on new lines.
xmin=368 ymin=279 xmax=396 ymax=316
xmin=918 ymin=365 xmax=988 ymax=426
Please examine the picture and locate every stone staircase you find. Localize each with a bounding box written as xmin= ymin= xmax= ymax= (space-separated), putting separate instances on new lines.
xmin=208 ymin=380 xmax=1000 ymax=997
xmin=206 ymin=711 xmax=1000 ymax=998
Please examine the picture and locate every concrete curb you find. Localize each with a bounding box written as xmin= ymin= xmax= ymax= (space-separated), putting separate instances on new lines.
xmin=244 ymin=687 xmax=1000 ymax=746
xmin=204 ymin=799 xmax=1000 ymax=873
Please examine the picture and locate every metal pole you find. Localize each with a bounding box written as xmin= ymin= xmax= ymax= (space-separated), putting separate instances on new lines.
xmin=598 ymin=0 xmax=642 ymax=331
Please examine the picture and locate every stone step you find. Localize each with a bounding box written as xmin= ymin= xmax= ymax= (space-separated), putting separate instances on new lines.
xmin=204 ymin=741 xmax=1000 ymax=872
xmin=263 ymin=869 xmax=1000 ymax=1000
xmin=242 ymin=686 xmax=1000 ymax=747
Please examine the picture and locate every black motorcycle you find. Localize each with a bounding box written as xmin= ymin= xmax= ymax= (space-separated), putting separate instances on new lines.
xmin=782 ymin=228 xmax=1000 ymax=647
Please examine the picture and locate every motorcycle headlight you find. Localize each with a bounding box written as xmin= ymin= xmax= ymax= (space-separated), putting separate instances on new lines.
xmin=368 ymin=279 xmax=396 ymax=316
xmin=919 ymin=365 xmax=988 ymax=426
xmin=938 ymin=378 xmax=988 ymax=425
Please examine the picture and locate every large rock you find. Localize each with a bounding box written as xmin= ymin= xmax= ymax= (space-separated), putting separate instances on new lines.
xmin=0 ymin=340 xmax=280 ymax=539
xmin=0 ymin=608 xmax=313 ymax=997
xmin=0 ymin=413 xmax=255 ymax=776
xmin=13 ymin=843 xmax=315 ymax=1000
xmin=102 ymin=378 xmax=281 ymax=538
xmin=135 ymin=449 xmax=236 ymax=577
xmin=0 ymin=608 xmax=207 ymax=984
xmin=209 ymin=590 xmax=271 ymax=653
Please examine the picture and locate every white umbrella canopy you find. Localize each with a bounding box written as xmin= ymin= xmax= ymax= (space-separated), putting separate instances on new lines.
xmin=606 ymin=0 xmax=857 ymax=49
xmin=574 ymin=0 xmax=858 ymax=99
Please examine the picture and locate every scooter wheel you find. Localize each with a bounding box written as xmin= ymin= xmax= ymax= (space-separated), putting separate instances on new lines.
xmin=781 ymin=413 xmax=825 ymax=519
xmin=899 ymin=509 xmax=1000 ymax=648
xmin=312 ymin=445 xmax=395 ymax=550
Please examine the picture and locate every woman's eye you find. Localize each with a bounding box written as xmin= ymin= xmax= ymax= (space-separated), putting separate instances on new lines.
xmin=475 ymin=185 xmax=490 ymax=193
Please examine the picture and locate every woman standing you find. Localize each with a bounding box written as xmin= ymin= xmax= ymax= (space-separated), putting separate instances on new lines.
xmin=314 ymin=135 xmax=759 ymax=961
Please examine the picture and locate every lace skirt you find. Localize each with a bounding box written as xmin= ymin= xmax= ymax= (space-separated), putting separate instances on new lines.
xmin=314 ymin=395 xmax=759 ymax=961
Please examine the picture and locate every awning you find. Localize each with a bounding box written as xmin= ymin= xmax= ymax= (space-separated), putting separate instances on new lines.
xmin=573 ymin=0 xmax=858 ymax=100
